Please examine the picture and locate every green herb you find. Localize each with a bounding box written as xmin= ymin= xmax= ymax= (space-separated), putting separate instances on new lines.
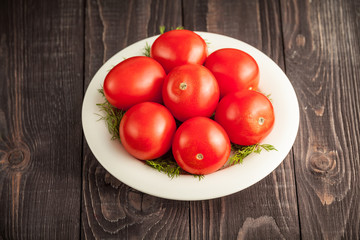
xmin=159 ymin=25 xmax=184 ymax=34
xmin=159 ymin=25 xmax=166 ymax=34
xmin=203 ymin=38 xmax=211 ymax=46
xmin=96 ymin=88 xmax=125 ymax=140
xmin=265 ymin=93 xmax=272 ymax=101
xmin=146 ymin=153 xmax=182 ymax=178
xmin=194 ymin=174 xmax=205 ymax=181
xmin=143 ymin=42 xmax=151 ymax=57
xmin=229 ymin=143 xmax=277 ymax=166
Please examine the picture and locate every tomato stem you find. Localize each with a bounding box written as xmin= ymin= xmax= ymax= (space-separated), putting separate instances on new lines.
xmin=196 ymin=153 xmax=204 ymax=160
xmin=179 ymin=82 xmax=187 ymax=90
xmin=258 ymin=117 xmax=265 ymax=125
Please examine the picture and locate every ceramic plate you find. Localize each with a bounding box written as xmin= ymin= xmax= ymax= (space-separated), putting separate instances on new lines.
xmin=82 ymin=32 xmax=299 ymax=201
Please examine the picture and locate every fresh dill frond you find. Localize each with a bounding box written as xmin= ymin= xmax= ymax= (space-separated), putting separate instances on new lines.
xmin=146 ymin=153 xmax=182 ymax=179
xmin=159 ymin=25 xmax=184 ymax=34
xmin=229 ymin=143 xmax=277 ymax=166
xmin=203 ymin=38 xmax=211 ymax=46
xmin=265 ymin=93 xmax=273 ymax=101
xmin=96 ymin=88 xmax=125 ymax=140
xmin=194 ymin=174 xmax=205 ymax=181
xmin=146 ymin=154 xmax=205 ymax=180
xmin=259 ymin=144 xmax=277 ymax=152
xmin=159 ymin=25 xmax=166 ymax=34
xmin=143 ymin=42 xmax=151 ymax=57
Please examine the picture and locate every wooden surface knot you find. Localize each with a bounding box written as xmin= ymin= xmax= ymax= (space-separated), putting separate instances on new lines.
xmin=309 ymin=151 xmax=336 ymax=177
xmin=8 ymin=149 xmax=24 ymax=165
xmin=237 ymin=216 xmax=285 ymax=240
xmin=1 ymin=141 xmax=31 ymax=170
xmin=296 ymin=34 xmax=306 ymax=47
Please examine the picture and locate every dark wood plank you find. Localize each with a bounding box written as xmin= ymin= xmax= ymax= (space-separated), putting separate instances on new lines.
xmin=82 ymin=0 xmax=189 ymax=239
xmin=0 ymin=0 xmax=84 ymax=239
xmin=183 ymin=0 xmax=300 ymax=239
xmin=281 ymin=0 xmax=360 ymax=239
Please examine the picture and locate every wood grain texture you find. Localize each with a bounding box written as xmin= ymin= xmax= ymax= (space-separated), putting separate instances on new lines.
xmin=183 ymin=0 xmax=300 ymax=239
xmin=281 ymin=0 xmax=360 ymax=239
xmin=0 ymin=0 xmax=84 ymax=239
xmin=82 ymin=153 xmax=189 ymax=239
xmin=82 ymin=0 xmax=189 ymax=239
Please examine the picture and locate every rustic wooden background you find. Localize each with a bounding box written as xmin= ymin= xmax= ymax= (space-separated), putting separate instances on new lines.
xmin=1 ymin=0 xmax=359 ymax=239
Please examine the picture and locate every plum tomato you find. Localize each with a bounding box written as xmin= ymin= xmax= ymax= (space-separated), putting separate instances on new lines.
xmin=162 ymin=64 xmax=220 ymax=122
xmin=119 ymin=102 xmax=176 ymax=160
xmin=103 ymin=56 xmax=166 ymax=110
xmin=150 ymin=29 xmax=208 ymax=73
xmin=215 ymin=90 xmax=275 ymax=146
xmin=172 ymin=117 xmax=231 ymax=175
xmin=205 ymin=48 xmax=259 ymax=98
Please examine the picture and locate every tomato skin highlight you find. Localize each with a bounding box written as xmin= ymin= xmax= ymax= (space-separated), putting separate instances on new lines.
xmin=205 ymin=48 xmax=259 ymax=98
xmin=162 ymin=64 xmax=220 ymax=122
xmin=119 ymin=102 xmax=176 ymax=160
xmin=172 ymin=117 xmax=231 ymax=175
xmin=151 ymin=29 xmax=208 ymax=73
xmin=103 ymin=56 xmax=166 ymax=110
xmin=215 ymin=90 xmax=275 ymax=146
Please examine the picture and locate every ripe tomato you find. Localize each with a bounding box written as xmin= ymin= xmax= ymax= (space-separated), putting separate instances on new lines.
xmin=150 ymin=29 xmax=208 ymax=73
xmin=103 ymin=56 xmax=166 ymax=110
xmin=162 ymin=64 xmax=220 ymax=122
xmin=215 ymin=90 xmax=275 ymax=146
xmin=205 ymin=48 xmax=259 ymax=98
xmin=119 ymin=102 xmax=176 ymax=160
xmin=172 ymin=117 xmax=231 ymax=175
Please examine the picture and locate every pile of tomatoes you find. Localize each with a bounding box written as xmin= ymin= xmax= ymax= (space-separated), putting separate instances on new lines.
xmin=103 ymin=29 xmax=275 ymax=175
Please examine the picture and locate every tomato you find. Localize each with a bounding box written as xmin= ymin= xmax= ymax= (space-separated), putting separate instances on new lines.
xmin=172 ymin=117 xmax=231 ymax=175
xmin=119 ymin=102 xmax=176 ymax=160
xmin=103 ymin=56 xmax=166 ymax=110
xmin=162 ymin=64 xmax=220 ymax=122
xmin=205 ymin=48 xmax=259 ymax=98
xmin=215 ymin=90 xmax=275 ymax=145
xmin=150 ymin=29 xmax=208 ymax=73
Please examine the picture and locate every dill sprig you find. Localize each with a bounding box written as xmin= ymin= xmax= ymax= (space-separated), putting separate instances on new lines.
xmin=194 ymin=174 xmax=205 ymax=181
xmin=143 ymin=42 xmax=151 ymax=57
xmin=96 ymin=88 xmax=125 ymax=140
xmin=229 ymin=143 xmax=277 ymax=166
xmin=146 ymin=154 xmax=204 ymax=180
xmin=264 ymin=93 xmax=273 ymax=102
xmin=159 ymin=25 xmax=184 ymax=34
xmin=159 ymin=25 xmax=166 ymax=34
xmin=146 ymin=153 xmax=182 ymax=179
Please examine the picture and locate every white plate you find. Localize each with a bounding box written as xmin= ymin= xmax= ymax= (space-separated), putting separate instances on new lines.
xmin=82 ymin=32 xmax=299 ymax=201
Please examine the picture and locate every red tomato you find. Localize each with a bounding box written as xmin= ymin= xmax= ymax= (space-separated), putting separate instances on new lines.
xmin=162 ymin=64 xmax=220 ymax=122
xmin=172 ymin=117 xmax=231 ymax=175
xmin=119 ymin=102 xmax=176 ymax=160
xmin=215 ymin=90 xmax=275 ymax=145
xmin=150 ymin=29 xmax=208 ymax=73
xmin=103 ymin=56 xmax=166 ymax=110
xmin=205 ymin=48 xmax=259 ymax=98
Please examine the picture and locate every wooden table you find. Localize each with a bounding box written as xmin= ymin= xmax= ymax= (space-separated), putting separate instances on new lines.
xmin=1 ymin=0 xmax=359 ymax=239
